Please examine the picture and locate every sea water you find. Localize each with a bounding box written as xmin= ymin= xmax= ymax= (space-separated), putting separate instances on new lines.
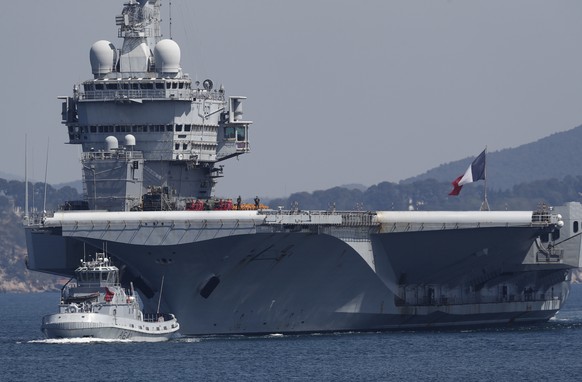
xmin=1 ymin=285 xmax=582 ymax=382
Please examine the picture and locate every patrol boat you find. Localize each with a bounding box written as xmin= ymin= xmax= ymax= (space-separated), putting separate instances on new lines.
xmin=25 ymin=0 xmax=582 ymax=335
xmin=41 ymin=253 xmax=179 ymax=341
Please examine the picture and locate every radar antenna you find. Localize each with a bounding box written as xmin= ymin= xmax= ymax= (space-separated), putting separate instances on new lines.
xmin=169 ymin=0 xmax=173 ymax=40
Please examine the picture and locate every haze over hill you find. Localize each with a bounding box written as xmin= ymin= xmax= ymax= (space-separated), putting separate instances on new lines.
xmin=403 ymin=124 xmax=582 ymax=191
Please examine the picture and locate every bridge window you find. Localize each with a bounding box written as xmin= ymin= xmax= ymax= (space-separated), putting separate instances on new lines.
xmin=225 ymin=126 xmax=235 ymax=140
xmin=236 ymin=126 xmax=246 ymax=141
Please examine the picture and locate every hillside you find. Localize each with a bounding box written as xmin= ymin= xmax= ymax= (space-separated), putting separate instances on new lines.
xmin=0 ymin=180 xmax=79 ymax=292
xmin=402 ymin=125 xmax=582 ymax=190
xmin=0 ymin=196 xmax=62 ymax=292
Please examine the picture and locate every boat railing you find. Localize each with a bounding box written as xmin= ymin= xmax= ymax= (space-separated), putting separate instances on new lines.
xmin=79 ymin=89 xmax=225 ymax=102
xmin=262 ymin=210 xmax=378 ymax=227
xmin=143 ymin=313 xmax=175 ymax=323
xmin=81 ymin=150 xmax=144 ymax=161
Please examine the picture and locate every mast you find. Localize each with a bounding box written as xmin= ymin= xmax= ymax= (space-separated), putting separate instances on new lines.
xmin=43 ymin=138 xmax=49 ymax=215
xmin=24 ymin=134 xmax=28 ymax=224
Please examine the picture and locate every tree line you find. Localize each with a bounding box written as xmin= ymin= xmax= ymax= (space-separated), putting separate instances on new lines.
xmin=2 ymin=175 xmax=582 ymax=214
xmin=266 ymin=175 xmax=582 ymax=212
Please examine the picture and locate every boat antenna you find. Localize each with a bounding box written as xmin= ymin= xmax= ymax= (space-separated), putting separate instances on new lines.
xmin=24 ymin=134 xmax=29 ymax=224
xmin=169 ymin=0 xmax=173 ymax=40
xmin=42 ymin=137 xmax=50 ymax=216
xmin=157 ymin=274 xmax=165 ymax=314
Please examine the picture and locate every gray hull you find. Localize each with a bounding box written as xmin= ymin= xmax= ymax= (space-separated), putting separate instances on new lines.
xmin=42 ymin=313 xmax=177 ymax=342
xmin=27 ymin=212 xmax=574 ymax=335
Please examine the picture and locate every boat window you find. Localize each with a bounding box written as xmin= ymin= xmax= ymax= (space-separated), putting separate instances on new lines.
xmin=183 ymin=143 xmax=188 ymax=150
xmin=122 ymin=83 xmax=130 ymax=90
xmin=175 ymin=143 xmax=179 ymax=150
xmin=166 ymin=125 xmax=173 ymax=132
xmin=95 ymin=83 xmax=104 ymax=90
xmin=106 ymin=83 xmax=118 ymax=90
xmin=176 ymin=125 xmax=183 ymax=132
xmin=184 ymin=125 xmax=191 ymax=132
xmin=102 ymin=272 xmax=108 ymax=281
xmin=142 ymin=83 xmax=154 ymax=90
xmin=155 ymin=82 xmax=165 ymax=90
xmin=574 ymin=221 xmax=579 ymax=233
xmin=179 ymin=82 xmax=184 ymax=89
xmin=225 ymin=127 xmax=235 ymax=140
xmin=236 ymin=127 xmax=246 ymax=141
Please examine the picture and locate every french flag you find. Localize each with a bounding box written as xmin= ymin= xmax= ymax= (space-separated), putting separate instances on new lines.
xmin=449 ymin=149 xmax=486 ymax=196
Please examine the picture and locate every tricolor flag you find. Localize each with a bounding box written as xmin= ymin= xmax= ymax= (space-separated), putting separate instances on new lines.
xmin=449 ymin=149 xmax=486 ymax=196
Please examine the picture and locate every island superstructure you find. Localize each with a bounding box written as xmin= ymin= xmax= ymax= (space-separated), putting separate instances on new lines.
xmin=25 ymin=0 xmax=582 ymax=335
xmin=63 ymin=0 xmax=250 ymax=212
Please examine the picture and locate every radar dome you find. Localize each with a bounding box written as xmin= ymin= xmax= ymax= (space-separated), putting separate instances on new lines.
xmin=125 ymin=134 xmax=136 ymax=146
xmin=90 ymin=40 xmax=117 ymax=76
xmin=105 ymin=136 xmax=118 ymax=151
xmin=154 ymin=39 xmax=181 ymax=75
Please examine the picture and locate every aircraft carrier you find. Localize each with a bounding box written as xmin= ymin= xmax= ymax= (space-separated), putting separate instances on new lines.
xmin=24 ymin=0 xmax=582 ymax=335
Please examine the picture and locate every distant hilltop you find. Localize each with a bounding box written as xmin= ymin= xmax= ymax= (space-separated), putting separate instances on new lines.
xmin=402 ymin=124 xmax=582 ymax=190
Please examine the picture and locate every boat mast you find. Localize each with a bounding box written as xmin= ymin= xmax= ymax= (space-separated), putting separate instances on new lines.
xmin=24 ymin=134 xmax=28 ymax=224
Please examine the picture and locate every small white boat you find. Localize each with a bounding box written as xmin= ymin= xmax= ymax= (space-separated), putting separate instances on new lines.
xmin=41 ymin=253 xmax=179 ymax=342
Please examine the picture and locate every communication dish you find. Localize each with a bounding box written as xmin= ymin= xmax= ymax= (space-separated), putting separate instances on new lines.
xmin=203 ymin=79 xmax=213 ymax=91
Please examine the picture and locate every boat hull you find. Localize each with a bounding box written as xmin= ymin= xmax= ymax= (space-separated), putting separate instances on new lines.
xmin=41 ymin=313 xmax=179 ymax=342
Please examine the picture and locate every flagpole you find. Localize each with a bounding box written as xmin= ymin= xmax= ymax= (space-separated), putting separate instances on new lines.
xmin=481 ymin=146 xmax=489 ymax=211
